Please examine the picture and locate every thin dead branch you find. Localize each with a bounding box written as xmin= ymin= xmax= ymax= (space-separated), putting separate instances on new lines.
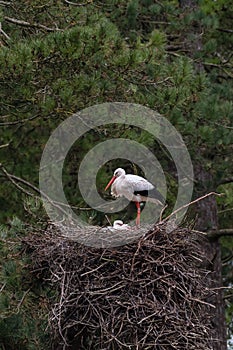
xmin=162 ymin=192 xmax=224 ymax=223
xmin=4 ymin=16 xmax=62 ymax=32
xmin=64 ymin=0 xmax=92 ymax=5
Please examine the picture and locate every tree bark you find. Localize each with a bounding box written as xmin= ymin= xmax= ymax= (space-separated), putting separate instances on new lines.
xmin=177 ymin=0 xmax=228 ymax=346
xmin=195 ymin=165 xmax=227 ymax=350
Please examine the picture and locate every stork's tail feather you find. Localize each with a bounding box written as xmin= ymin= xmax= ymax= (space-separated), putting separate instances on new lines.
xmin=134 ymin=187 xmax=165 ymax=205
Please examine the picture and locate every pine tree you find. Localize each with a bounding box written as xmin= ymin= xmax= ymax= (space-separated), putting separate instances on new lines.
xmin=0 ymin=0 xmax=232 ymax=348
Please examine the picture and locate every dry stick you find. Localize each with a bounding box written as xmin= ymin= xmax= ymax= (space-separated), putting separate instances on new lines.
xmin=4 ymin=16 xmax=61 ymax=32
xmin=162 ymin=192 xmax=224 ymax=223
xmin=208 ymin=228 xmax=233 ymax=238
xmin=0 ymin=163 xmax=69 ymax=217
xmin=0 ymin=164 xmax=91 ymax=214
xmin=0 ymin=22 xmax=11 ymax=40
xmin=64 ymin=0 xmax=92 ymax=5
xmin=0 ymin=113 xmax=41 ymax=126
xmin=159 ymin=204 xmax=168 ymax=222
xmin=105 ymin=215 xmax=112 ymax=226
xmin=0 ymin=164 xmax=34 ymax=197
xmin=0 ymin=1 xmax=11 ymax=5
xmin=0 ymin=143 xmax=9 ymax=149
xmin=16 ymin=288 xmax=31 ymax=314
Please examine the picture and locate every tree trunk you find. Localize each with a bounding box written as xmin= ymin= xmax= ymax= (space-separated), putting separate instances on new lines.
xmin=195 ymin=165 xmax=227 ymax=350
xmin=177 ymin=0 xmax=228 ymax=346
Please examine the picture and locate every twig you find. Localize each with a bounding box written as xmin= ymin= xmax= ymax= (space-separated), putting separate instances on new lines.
xmin=0 ymin=164 xmax=34 ymax=197
xmin=159 ymin=204 xmax=168 ymax=222
xmin=104 ymin=215 xmax=112 ymax=226
xmin=0 ymin=283 xmax=6 ymax=293
xmin=0 ymin=163 xmax=69 ymax=217
xmin=0 ymin=22 xmax=11 ymax=40
xmin=163 ymin=192 xmax=224 ymax=223
xmin=189 ymin=297 xmax=215 ymax=308
xmin=64 ymin=0 xmax=92 ymax=5
xmin=207 ymin=228 xmax=233 ymax=238
xmin=16 ymin=289 xmax=31 ymax=314
xmin=218 ymin=208 xmax=233 ymax=214
xmin=0 ymin=1 xmax=11 ymax=5
xmin=0 ymin=164 xmax=92 ymax=214
xmin=0 ymin=113 xmax=40 ymax=126
xmin=0 ymin=143 xmax=9 ymax=149
xmin=4 ymin=16 xmax=62 ymax=32
xmin=80 ymin=262 xmax=108 ymax=277
xmin=218 ymin=177 xmax=233 ymax=186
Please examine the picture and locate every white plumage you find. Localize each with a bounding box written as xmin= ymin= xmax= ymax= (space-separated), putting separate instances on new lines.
xmin=107 ymin=220 xmax=131 ymax=231
xmin=110 ymin=168 xmax=154 ymax=202
xmin=105 ymin=168 xmax=164 ymax=227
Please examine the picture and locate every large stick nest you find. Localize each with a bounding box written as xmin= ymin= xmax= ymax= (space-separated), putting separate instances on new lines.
xmin=24 ymin=223 xmax=214 ymax=350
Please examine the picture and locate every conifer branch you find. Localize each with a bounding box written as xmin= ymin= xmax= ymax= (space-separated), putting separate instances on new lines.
xmin=0 ymin=22 xmax=11 ymax=40
xmin=214 ymin=122 xmax=233 ymax=130
xmin=207 ymin=229 xmax=233 ymax=239
xmin=0 ymin=164 xmax=92 ymax=213
xmin=0 ymin=143 xmax=9 ymax=149
xmin=217 ymin=28 xmax=233 ymax=34
xmin=0 ymin=114 xmax=41 ymax=126
xmin=218 ymin=177 xmax=233 ymax=186
xmin=4 ymin=16 xmax=62 ymax=32
xmin=0 ymin=1 xmax=11 ymax=5
xmin=64 ymin=0 xmax=92 ymax=5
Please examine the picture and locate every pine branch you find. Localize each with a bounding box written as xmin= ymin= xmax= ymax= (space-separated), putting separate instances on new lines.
xmin=64 ymin=0 xmax=92 ymax=5
xmin=4 ymin=16 xmax=62 ymax=32
xmin=0 ymin=1 xmax=11 ymax=5
xmin=0 ymin=143 xmax=9 ymax=149
xmin=207 ymin=229 xmax=233 ymax=239
xmin=0 ymin=163 xmax=91 ymax=213
xmin=213 ymin=122 xmax=233 ymax=130
xmin=218 ymin=178 xmax=233 ymax=186
xmin=217 ymin=28 xmax=233 ymax=34
xmin=0 ymin=22 xmax=11 ymax=40
xmin=0 ymin=114 xmax=41 ymax=126
xmin=218 ymin=208 xmax=233 ymax=214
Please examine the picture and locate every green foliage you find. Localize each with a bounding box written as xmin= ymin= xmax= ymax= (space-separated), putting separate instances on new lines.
xmin=0 ymin=219 xmax=52 ymax=349
xmin=126 ymin=0 xmax=139 ymax=29
xmin=0 ymin=0 xmax=232 ymax=345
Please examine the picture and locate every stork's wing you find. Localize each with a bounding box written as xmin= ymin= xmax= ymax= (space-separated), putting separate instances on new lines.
xmin=127 ymin=175 xmax=165 ymax=204
xmin=126 ymin=174 xmax=154 ymax=191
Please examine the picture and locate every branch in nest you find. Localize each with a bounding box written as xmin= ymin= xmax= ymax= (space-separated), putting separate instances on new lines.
xmin=162 ymin=191 xmax=224 ymax=224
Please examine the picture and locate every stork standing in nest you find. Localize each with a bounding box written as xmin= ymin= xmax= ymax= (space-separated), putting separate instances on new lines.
xmin=105 ymin=168 xmax=164 ymax=227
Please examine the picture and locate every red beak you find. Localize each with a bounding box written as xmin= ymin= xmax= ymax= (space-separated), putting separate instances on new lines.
xmin=104 ymin=176 xmax=116 ymax=191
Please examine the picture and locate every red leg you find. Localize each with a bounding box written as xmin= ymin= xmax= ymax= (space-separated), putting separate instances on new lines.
xmin=135 ymin=202 xmax=141 ymax=227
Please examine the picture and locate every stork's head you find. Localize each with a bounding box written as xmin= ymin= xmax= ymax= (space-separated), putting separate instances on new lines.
xmin=113 ymin=168 xmax=125 ymax=177
xmin=113 ymin=220 xmax=124 ymax=228
xmin=104 ymin=168 xmax=125 ymax=191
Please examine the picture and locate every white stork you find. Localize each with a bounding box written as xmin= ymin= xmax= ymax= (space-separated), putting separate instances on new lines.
xmin=104 ymin=168 xmax=164 ymax=227
xmin=107 ymin=220 xmax=131 ymax=232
